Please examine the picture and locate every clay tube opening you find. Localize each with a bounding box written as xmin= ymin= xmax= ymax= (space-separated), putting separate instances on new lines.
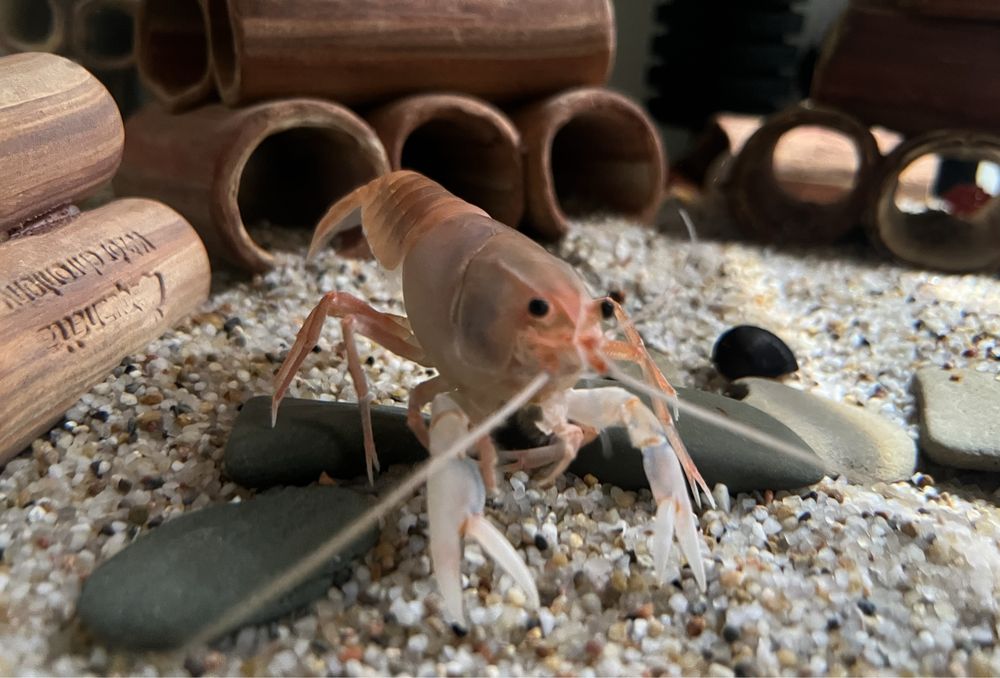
xmin=76 ymin=0 xmax=136 ymax=68
xmin=137 ymin=0 xmax=211 ymax=108
xmin=726 ymin=104 xmax=879 ymax=245
xmin=550 ymin=109 xmax=661 ymax=221
xmin=0 ymin=0 xmax=57 ymax=51
xmin=400 ymin=118 xmax=522 ymax=226
xmin=772 ymin=126 xmax=861 ymax=205
xmin=518 ymin=89 xmax=665 ymax=239
xmin=237 ymin=127 xmax=383 ymax=234
xmin=872 ymin=133 xmax=1000 ymax=272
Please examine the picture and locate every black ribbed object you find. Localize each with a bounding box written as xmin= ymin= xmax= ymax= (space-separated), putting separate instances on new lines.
xmin=647 ymin=0 xmax=805 ymax=130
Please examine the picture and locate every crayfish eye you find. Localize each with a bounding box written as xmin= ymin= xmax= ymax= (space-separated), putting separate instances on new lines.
xmin=528 ymin=298 xmax=549 ymax=317
xmin=600 ymin=299 xmax=615 ymax=319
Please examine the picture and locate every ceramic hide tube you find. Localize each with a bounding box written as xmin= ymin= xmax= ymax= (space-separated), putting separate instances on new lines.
xmin=0 ymin=198 xmax=211 ymax=465
xmin=72 ymin=0 xmax=139 ymax=71
xmin=136 ymin=0 xmax=214 ymax=110
xmin=867 ymin=131 xmax=1000 ymax=272
xmin=513 ymin=88 xmax=666 ymax=240
xmin=115 ymin=100 xmax=391 ymax=272
xmin=723 ymin=103 xmax=880 ymax=245
xmin=0 ymin=0 xmax=74 ymax=54
xmin=367 ymin=94 xmax=524 ymax=228
xmin=208 ymin=0 xmax=614 ymax=106
xmin=0 ymin=53 xmax=124 ymax=238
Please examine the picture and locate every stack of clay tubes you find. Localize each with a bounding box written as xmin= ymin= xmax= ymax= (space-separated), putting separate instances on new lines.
xmin=706 ymin=0 xmax=1000 ymax=273
xmin=0 ymin=53 xmax=210 ymax=465
xmin=0 ymin=0 xmax=144 ymax=115
xmin=113 ymin=0 xmax=667 ymax=272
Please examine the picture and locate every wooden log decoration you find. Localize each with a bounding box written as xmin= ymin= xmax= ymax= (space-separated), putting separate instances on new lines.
xmin=867 ymin=130 xmax=1000 ymax=272
xmin=115 ymin=100 xmax=391 ymax=272
xmin=207 ymin=0 xmax=614 ymax=107
xmin=0 ymin=0 xmax=74 ymax=54
xmin=0 ymin=52 xmax=124 ymax=240
xmin=513 ymin=87 xmax=666 ymax=240
xmin=71 ymin=0 xmax=139 ymax=71
xmin=367 ymin=94 xmax=524 ymax=228
xmin=812 ymin=4 xmax=1000 ymax=136
xmin=723 ymin=103 xmax=880 ymax=245
xmin=0 ymin=199 xmax=211 ymax=464
xmin=136 ymin=0 xmax=215 ymax=111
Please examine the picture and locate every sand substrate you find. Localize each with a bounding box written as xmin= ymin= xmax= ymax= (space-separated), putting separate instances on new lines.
xmin=2 ymin=218 xmax=1000 ymax=676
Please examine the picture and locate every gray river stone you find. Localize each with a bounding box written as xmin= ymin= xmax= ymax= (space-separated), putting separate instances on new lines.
xmin=77 ymin=485 xmax=376 ymax=651
xmin=227 ymin=386 xmax=823 ymax=494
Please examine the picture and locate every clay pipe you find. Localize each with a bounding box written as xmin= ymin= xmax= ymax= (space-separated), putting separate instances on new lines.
xmin=71 ymin=0 xmax=139 ymax=71
xmin=867 ymin=130 xmax=1000 ymax=272
xmin=723 ymin=103 xmax=881 ymax=245
xmin=513 ymin=87 xmax=666 ymax=240
xmin=0 ymin=0 xmax=74 ymax=54
xmin=136 ymin=0 xmax=215 ymax=111
xmin=115 ymin=99 xmax=391 ymax=272
xmin=0 ymin=53 xmax=124 ymax=240
xmin=208 ymin=0 xmax=614 ymax=107
xmin=0 ymin=198 xmax=211 ymax=465
xmin=367 ymin=94 xmax=524 ymax=228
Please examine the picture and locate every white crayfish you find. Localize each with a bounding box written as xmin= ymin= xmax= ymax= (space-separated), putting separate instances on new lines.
xmin=269 ymin=170 xmax=715 ymax=626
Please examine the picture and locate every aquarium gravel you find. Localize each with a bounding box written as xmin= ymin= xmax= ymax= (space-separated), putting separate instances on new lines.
xmin=2 ymin=218 xmax=1000 ymax=676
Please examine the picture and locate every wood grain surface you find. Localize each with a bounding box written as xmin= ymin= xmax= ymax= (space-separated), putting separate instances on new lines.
xmin=0 ymin=198 xmax=211 ymax=464
xmin=0 ymin=52 xmax=123 ymax=236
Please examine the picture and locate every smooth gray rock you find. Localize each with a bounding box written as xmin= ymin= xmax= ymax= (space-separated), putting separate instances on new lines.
xmin=78 ymin=486 xmax=376 ymax=650
xmin=569 ymin=382 xmax=823 ymax=493
xmin=228 ymin=385 xmax=823 ymax=494
xmin=734 ymin=377 xmax=917 ymax=483
xmin=914 ymin=367 xmax=1000 ymax=471
xmin=225 ymin=398 xmax=428 ymax=488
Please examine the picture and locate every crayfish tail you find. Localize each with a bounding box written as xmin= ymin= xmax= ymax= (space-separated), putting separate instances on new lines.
xmin=309 ymin=171 xmax=488 ymax=270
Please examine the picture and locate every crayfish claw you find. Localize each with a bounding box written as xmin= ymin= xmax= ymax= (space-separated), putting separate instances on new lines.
xmin=643 ymin=441 xmax=706 ymax=591
xmin=464 ymin=515 xmax=540 ymax=610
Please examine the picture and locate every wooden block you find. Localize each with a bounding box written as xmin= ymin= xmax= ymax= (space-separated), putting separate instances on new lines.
xmin=0 ymin=198 xmax=211 ymax=464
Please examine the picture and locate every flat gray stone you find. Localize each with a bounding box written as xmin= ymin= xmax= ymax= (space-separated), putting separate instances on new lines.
xmin=734 ymin=377 xmax=917 ymax=483
xmin=77 ymin=486 xmax=376 ymax=650
xmin=570 ymin=381 xmax=823 ymax=493
xmin=225 ymin=398 xmax=428 ymax=488
xmin=227 ymin=386 xmax=823 ymax=494
xmin=914 ymin=367 xmax=1000 ymax=471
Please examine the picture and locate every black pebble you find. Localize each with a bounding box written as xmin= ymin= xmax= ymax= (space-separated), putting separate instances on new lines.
xmin=722 ymin=624 xmax=741 ymax=642
xmin=711 ymin=325 xmax=798 ymax=381
xmin=857 ymin=599 xmax=876 ymax=616
xmin=534 ymin=534 xmax=549 ymax=551
xmin=734 ymin=661 xmax=756 ymax=677
xmin=451 ymin=623 xmax=468 ymax=637
xmin=223 ymin=317 xmax=243 ymax=333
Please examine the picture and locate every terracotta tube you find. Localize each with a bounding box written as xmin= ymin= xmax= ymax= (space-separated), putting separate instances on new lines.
xmin=72 ymin=0 xmax=139 ymax=71
xmin=0 ymin=198 xmax=211 ymax=464
xmin=367 ymin=94 xmax=524 ymax=228
xmin=115 ymin=100 xmax=391 ymax=272
xmin=0 ymin=0 xmax=73 ymax=54
xmin=136 ymin=0 xmax=214 ymax=111
xmin=208 ymin=0 xmax=614 ymax=107
xmin=514 ymin=88 xmax=665 ymax=240
xmin=812 ymin=5 xmax=1000 ymax=135
xmin=868 ymin=131 xmax=1000 ymax=272
xmin=0 ymin=53 xmax=124 ymax=238
xmin=724 ymin=103 xmax=880 ymax=245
